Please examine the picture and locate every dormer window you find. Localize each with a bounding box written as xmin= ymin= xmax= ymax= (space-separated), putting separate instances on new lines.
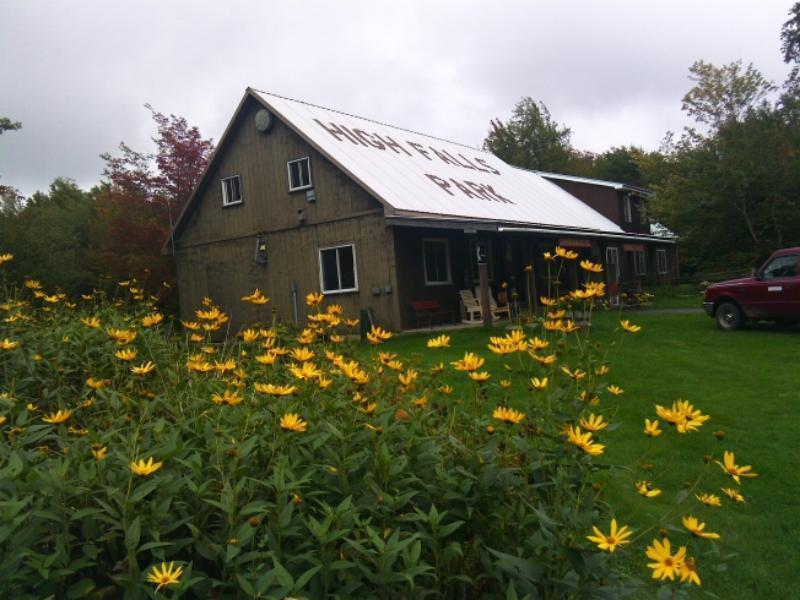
xmin=287 ymin=157 xmax=312 ymax=191
xmin=623 ymin=195 xmax=632 ymax=223
xmin=221 ymin=175 xmax=243 ymax=207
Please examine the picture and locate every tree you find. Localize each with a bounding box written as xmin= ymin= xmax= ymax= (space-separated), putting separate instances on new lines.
xmin=0 ymin=117 xmax=21 ymax=134
xmin=681 ymin=60 xmax=777 ymax=132
xmin=0 ymin=116 xmax=22 ymax=199
xmin=90 ymin=105 xmax=214 ymax=298
xmin=1 ymin=178 xmax=95 ymax=292
xmin=483 ymin=97 xmax=576 ymax=172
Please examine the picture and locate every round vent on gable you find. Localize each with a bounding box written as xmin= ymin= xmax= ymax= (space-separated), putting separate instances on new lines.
xmin=254 ymin=109 xmax=274 ymax=133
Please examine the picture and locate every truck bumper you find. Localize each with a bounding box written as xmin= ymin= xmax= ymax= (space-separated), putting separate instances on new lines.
xmin=702 ymin=302 xmax=714 ymax=316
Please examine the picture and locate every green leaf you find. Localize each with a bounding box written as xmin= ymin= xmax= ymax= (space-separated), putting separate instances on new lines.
xmin=125 ymin=517 xmax=141 ymax=550
xmin=66 ymin=578 xmax=95 ymax=598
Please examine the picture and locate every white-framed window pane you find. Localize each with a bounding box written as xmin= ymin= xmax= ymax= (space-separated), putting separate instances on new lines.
xmin=657 ymin=249 xmax=668 ymax=274
xmin=221 ymin=175 xmax=242 ymax=206
xmin=623 ymin=196 xmax=632 ymax=222
xmin=288 ymin=157 xmax=312 ymax=191
xmin=634 ymin=250 xmax=646 ymax=275
xmin=319 ymin=244 xmax=357 ymax=293
xmin=423 ymin=240 xmax=451 ymax=284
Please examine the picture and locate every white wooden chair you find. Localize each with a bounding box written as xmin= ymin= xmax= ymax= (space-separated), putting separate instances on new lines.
xmin=459 ymin=289 xmax=483 ymax=323
xmin=474 ymin=287 xmax=510 ymax=320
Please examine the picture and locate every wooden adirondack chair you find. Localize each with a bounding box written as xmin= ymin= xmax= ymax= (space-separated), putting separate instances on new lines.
xmin=459 ymin=289 xmax=483 ymax=323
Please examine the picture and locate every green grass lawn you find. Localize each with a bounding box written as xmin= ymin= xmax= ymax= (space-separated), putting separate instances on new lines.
xmin=378 ymin=311 xmax=799 ymax=598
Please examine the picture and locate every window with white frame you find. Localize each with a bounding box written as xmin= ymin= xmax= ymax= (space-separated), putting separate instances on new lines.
xmin=623 ymin=195 xmax=632 ymax=223
xmin=656 ymin=249 xmax=668 ymax=274
xmin=638 ymin=199 xmax=648 ymax=224
xmin=318 ymin=244 xmax=358 ymax=293
xmin=287 ymin=157 xmax=312 ymax=191
xmin=221 ymin=175 xmax=243 ymax=207
xmin=422 ymin=239 xmax=452 ymax=285
xmin=633 ymin=250 xmax=647 ymax=276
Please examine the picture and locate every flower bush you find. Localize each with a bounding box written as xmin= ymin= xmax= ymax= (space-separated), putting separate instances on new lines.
xmin=0 ymin=251 xmax=757 ymax=598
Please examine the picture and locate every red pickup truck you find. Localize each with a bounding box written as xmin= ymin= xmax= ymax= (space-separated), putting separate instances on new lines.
xmin=703 ymin=247 xmax=800 ymax=330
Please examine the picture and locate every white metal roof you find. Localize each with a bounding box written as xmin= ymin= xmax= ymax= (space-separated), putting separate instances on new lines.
xmin=252 ymin=90 xmax=624 ymax=234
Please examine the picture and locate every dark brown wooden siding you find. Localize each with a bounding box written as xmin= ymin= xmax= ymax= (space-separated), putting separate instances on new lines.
xmin=546 ymin=180 xmax=651 ymax=234
xmin=173 ymin=96 xmax=402 ymax=330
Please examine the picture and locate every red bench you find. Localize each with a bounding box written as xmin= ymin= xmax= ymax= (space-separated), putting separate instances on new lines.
xmin=411 ymin=300 xmax=454 ymax=328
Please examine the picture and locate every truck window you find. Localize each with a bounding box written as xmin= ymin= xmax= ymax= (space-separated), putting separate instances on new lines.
xmin=762 ymin=254 xmax=798 ymax=279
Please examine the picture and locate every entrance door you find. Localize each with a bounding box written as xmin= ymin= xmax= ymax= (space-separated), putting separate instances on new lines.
xmin=606 ymin=246 xmax=620 ymax=306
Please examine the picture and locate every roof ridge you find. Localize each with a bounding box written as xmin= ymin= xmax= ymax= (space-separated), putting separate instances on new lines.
xmin=251 ymin=88 xmax=488 ymax=153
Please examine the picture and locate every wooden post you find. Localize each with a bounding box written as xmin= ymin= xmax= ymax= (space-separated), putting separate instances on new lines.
xmin=478 ymin=263 xmax=491 ymax=327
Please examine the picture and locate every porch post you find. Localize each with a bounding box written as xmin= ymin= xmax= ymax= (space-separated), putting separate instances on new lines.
xmin=478 ymin=263 xmax=491 ymax=326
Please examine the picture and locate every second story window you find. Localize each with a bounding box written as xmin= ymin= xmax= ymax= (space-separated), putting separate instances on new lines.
xmin=623 ymin=195 xmax=632 ymax=223
xmin=287 ymin=157 xmax=312 ymax=191
xmin=221 ymin=175 xmax=243 ymax=207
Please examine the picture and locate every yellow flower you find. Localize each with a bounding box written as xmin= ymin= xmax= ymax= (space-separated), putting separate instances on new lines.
xmin=255 ymin=352 xmax=278 ymax=366
xmin=26 ymin=403 xmax=38 ymax=412
xmin=696 ymin=493 xmax=722 ymax=507
xmin=181 ymin=320 xmax=201 ymax=331
xmin=289 ymin=362 xmax=322 ymax=381
xmin=305 ymin=292 xmax=324 ymax=307
xmin=469 ymin=371 xmax=491 ymax=383
xmin=189 ymin=333 xmax=204 ymax=343
xmin=530 ymin=377 xmax=548 ymax=390
xmin=554 ymin=246 xmax=579 ymax=259
xmin=606 ymin=385 xmax=624 ymax=396
xmin=131 ymin=361 xmax=157 ymax=376
xmin=539 ymin=296 xmax=556 ymax=306
xmin=530 ymin=352 xmax=557 ymax=366
xmin=359 ymin=401 xmax=378 ymax=414
xmin=0 ymin=338 xmax=18 ymax=350
xmin=412 ymin=396 xmax=428 ymax=408
xmin=289 ymin=347 xmax=315 ymax=362
xmin=499 ymin=379 xmax=512 ymax=388
xmin=0 ymin=415 xmax=6 ymax=425
xmin=682 ymin=515 xmax=720 ymax=539
xmin=561 ymin=366 xmax=586 ymax=381
xmin=645 ymin=538 xmax=686 ymax=581
xmin=715 ymin=451 xmax=757 ymax=484
xmin=586 ymin=518 xmax=632 ymax=552
xmin=398 ymin=368 xmax=418 ymax=387
xmin=146 ymin=561 xmax=183 ymax=591
xmin=42 ymin=409 xmax=72 ymax=424
xmin=81 ymin=316 xmax=101 ymax=328
xmin=492 ymin=406 xmax=525 ymax=424
xmin=619 ymin=319 xmax=641 ymax=333
xmin=211 ymin=390 xmax=243 ymax=405
xmin=635 ymin=480 xmax=662 ymax=498
xmin=595 ymin=365 xmax=609 ymax=376
xmin=280 ymin=412 xmax=308 ymax=432
xmin=679 ymin=556 xmax=701 ymax=586
xmin=24 ymin=279 xmax=43 ymax=290
xmin=130 ymin=457 xmax=163 ymax=476
xmin=141 ymin=312 xmax=164 ymax=327
xmin=430 ymin=361 xmax=444 ymax=374
xmin=579 ymin=413 xmax=608 ymax=432
xmin=438 ymin=384 xmax=453 ymax=394
xmin=107 ymin=328 xmax=137 ymax=345
xmin=345 ymin=318 xmax=359 ymax=327
xmin=451 ymin=352 xmax=485 ymax=372
xmin=655 ymin=399 xmax=710 ymax=433
xmin=721 ymin=487 xmax=745 ymax=503
xmin=427 ymin=334 xmax=451 ymax=349
xmin=366 ymin=325 xmax=393 ymax=345
xmin=542 ymin=252 xmax=554 ymax=261
xmin=86 ymin=377 xmax=111 ymax=390
xmin=254 ymin=383 xmax=297 ymax=396
xmin=643 ymin=419 xmax=662 ymax=437
xmin=579 ymin=259 xmax=603 ymax=273
xmin=214 ymin=359 xmax=237 ymax=373
xmin=91 ymin=446 xmax=108 ymax=461
xmin=242 ymin=288 xmax=270 ymax=305
xmin=0 ymin=253 xmax=13 ymax=265
xmin=565 ymin=425 xmax=604 ymax=455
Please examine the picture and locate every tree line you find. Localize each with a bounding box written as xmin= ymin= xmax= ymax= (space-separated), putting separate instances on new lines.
xmin=485 ymin=4 xmax=800 ymax=276
xmin=2 ymin=5 xmax=800 ymax=295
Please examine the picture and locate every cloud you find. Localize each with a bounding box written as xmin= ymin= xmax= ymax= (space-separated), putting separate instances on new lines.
xmin=0 ymin=0 xmax=792 ymax=196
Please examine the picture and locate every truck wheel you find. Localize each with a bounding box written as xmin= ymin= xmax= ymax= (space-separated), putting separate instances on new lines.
xmin=716 ymin=301 xmax=743 ymax=331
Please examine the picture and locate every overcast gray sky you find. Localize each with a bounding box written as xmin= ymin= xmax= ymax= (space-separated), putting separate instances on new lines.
xmin=0 ymin=0 xmax=793 ymax=197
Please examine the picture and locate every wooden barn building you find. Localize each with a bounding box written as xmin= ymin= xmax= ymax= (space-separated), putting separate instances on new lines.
xmin=166 ymin=89 xmax=676 ymax=331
